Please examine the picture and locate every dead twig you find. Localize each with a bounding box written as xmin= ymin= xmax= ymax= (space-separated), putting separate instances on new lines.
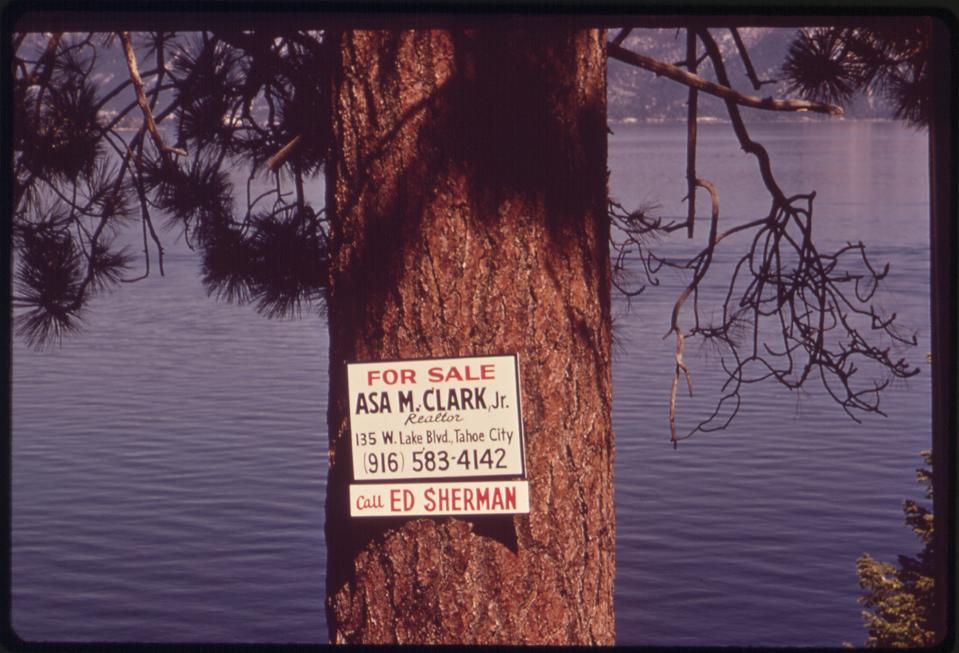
xmin=685 ymin=29 xmax=698 ymax=239
xmin=266 ymin=134 xmax=303 ymax=173
xmin=611 ymin=28 xmax=633 ymax=47
xmin=119 ymin=31 xmax=187 ymax=158
xmin=666 ymin=178 xmax=719 ymax=445
xmin=730 ymin=28 xmax=777 ymax=90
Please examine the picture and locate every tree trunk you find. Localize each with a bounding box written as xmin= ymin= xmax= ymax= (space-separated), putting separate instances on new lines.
xmin=324 ymin=26 xmax=614 ymax=644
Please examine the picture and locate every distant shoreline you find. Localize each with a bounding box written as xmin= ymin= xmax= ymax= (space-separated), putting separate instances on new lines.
xmin=110 ymin=115 xmax=902 ymax=133
xmin=608 ymin=116 xmax=901 ymax=126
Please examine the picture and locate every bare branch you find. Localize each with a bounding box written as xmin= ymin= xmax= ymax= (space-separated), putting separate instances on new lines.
xmin=730 ymin=28 xmax=777 ymax=90
xmin=659 ymin=28 xmax=921 ymax=441
xmin=27 ymin=32 xmax=62 ymax=87
xmin=118 ymin=32 xmax=187 ymax=158
xmin=28 ymin=32 xmax=63 ymax=121
xmin=671 ymin=52 xmax=709 ymax=69
xmin=667 ymin=178 xmax=719 ymax=445
xmin=266 ymin=134 xmax=303 ymax=173
xmin=668 ymin=329 xmax=693 ymax=446
xmin=611 ymin=28 xmax=632 ymax=47
xmin=608 ymin=41 xmax=844 ymax=116
xmin=685 ymin=29 xmax=698 ymax=239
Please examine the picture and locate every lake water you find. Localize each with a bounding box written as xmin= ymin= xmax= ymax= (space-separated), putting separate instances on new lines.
xmin=11 ymin=120 xmax=932 ymax=646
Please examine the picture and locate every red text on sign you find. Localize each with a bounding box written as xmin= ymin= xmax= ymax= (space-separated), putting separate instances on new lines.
xmin=367 ymin=368 xmax=417 ymax=385
xmin=390 ymin=489 xmax=415 ymax=511
xmin=355 ymin=493 xmax=384 ymax=511
xmin=427 ymin=364 xmax=495 ymax=383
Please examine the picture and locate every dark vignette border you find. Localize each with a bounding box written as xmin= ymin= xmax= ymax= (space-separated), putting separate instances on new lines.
xmin=0 ymin=1 xmax=955 ymax=651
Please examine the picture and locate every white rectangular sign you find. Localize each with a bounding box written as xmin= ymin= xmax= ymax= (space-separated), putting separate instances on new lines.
xmin=347 ymin=355 xmax=526 ymax=482
xmin=350 ymin=480 xmax=530 ymax=517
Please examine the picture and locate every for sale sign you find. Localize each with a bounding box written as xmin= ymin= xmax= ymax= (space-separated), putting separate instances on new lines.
xmin=347 ymin=354 xmax=528 ymax=517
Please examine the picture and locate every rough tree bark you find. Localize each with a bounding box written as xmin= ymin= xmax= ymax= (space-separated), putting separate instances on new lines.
xmin=323 ymin=27 xmax=615 ymax=644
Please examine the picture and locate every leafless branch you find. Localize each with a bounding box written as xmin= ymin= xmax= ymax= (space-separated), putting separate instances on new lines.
xmin=28 ymin=32 xmax=63 ymax=121
xmin=607 ymin=41 xmax=843 ymax=115
xmin=611 ymin=28 xmax=633 ymax=47
xmin=685 ymin=29 xmax=699 ymax=239
xmin=266 ymin=134 xmax=303 ymax=172
xmin=730 ymin=28 xmax=777 ymax=90
xmin=27 ymin=32 xmax=61 ymax=87
xmin=119 ymin=31 xmax=187 ymax=158
xmin=618 ymin=28 xmax=918 ymax=443
xmin=659 ymin=28 xmax=920 ymax=441
xmin=667 ymin=178 xmax=719 ymax=445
